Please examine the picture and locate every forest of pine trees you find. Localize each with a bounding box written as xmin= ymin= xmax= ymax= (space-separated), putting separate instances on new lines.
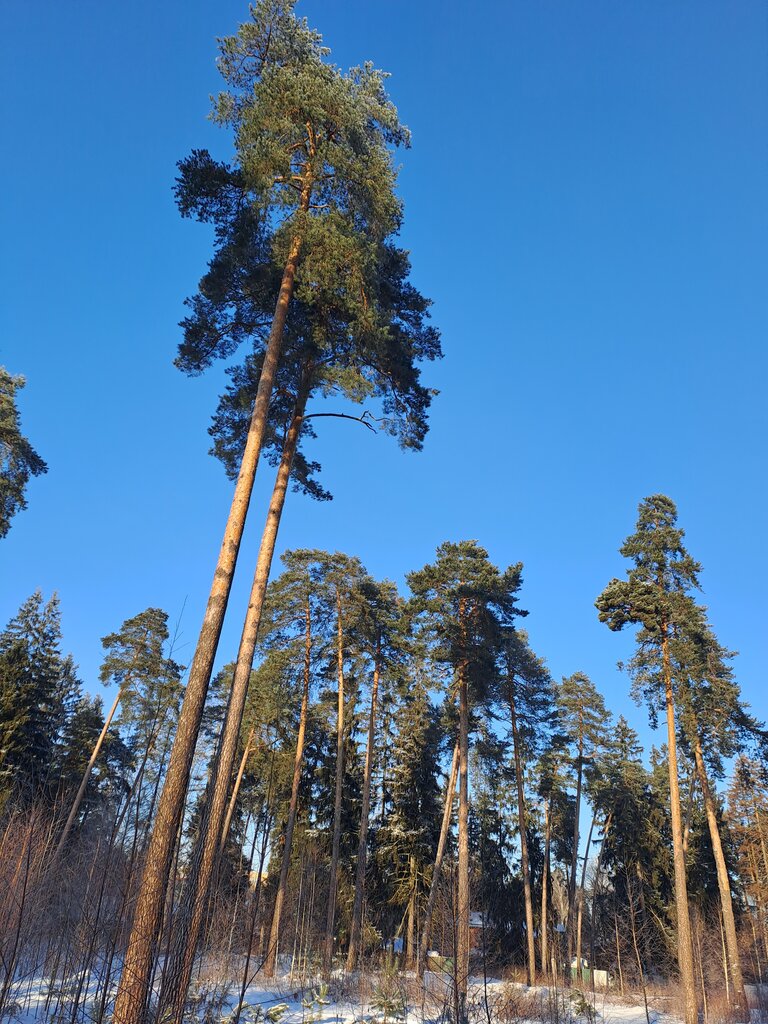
xmin=1 ymin=2 xmax=766 ymax=1024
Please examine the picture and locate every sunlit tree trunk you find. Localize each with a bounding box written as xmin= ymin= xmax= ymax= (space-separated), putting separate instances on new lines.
xmin=265 ymin=600 xmax=313 ymax=975
xmin=540 ymin=796 xmax=551 ymax=976
xmin=220 ymin=726 xmax=255 ymax=855
xmin=347 ymin=634 xmax=382 ymax=971
xmin=662 ymin=626 xmax=698 ymax=1024
xmin=112 ymin=175 xmax=313 ymax=1024
xmin=418 ymin=740 xmax=459 ymax=975
xmin=406 ymin=854 xmax=417 ymax=968
xmin=157 ymin=378 xmax=311 ymax=1019
xmin=575 ymin=812 xmax=595 ymax=973
xmin=691 ymin=730 xmax=747 ymax=1014
xmin=54 ymin=685 xmax=124 ymax=858
xmin=323 ymin=588 xmax=346 ymax=972
xmin=566 ymin=721 xmax=583 ymax=967
xmin=509 ymin=691 xmax=536 ymax=985
xmin=457 ymin=628 xmax=470 ymax=1016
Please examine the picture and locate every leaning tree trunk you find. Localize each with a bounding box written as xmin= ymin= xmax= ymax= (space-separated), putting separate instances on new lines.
xmin=566 ymin=727 xmax=583 ymax=968
xmin=265 ymin=599 xmax=313 ymax=976
xmin=418 ymin=740 xmax=459 ymax=975
xmin=661 ymin=627 xmax=698 ymax=1024
xmin=220 ymin=725 xmax=255 ymax=855
xmin=540 ymin=796 xmax=552 ymax=976
xmin=346 ymin=634 xmax=382 ymax=971
xmin=457 ymin=649 xmax=471 ymax=1016
xmin=157 ymin=380 xmax=311 ymax=1020
xmin=406 ymin=854 xmax=418 ymax=968
xmin=112 ymin=176 xmax=313 ymax=1024
xmin=692 ymin=729 xmax=748 ymax=1015
xmin=575 ymin=812 xmax=596 ymax=974
xmin=589 ymin=812 xmax=612 ymax=983
xmin=509 ymin=688 xmax=536 ymax=985
xmin=55 ymin=684 xmax=124 ymax=858
xmin=322 ymin=588 xmax=346 ymax=972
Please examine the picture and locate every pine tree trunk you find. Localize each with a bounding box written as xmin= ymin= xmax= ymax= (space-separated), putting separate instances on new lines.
xmin=323 ymin=588 xmax=346 ymax=972
xmin=589 ymin=813 xmax=612 ymax=985
xmin=575 ymin=812 xmax=595 ymax=974
xmin=55 ymin=685 xmax=123 ymax=858
xmin=662 ymin=629 xmax=698 ymax=1024
xmin=156 ymin=380 xmax=311 ymax=1019
xmin=418 ymin=740 xmax=459 ymax=975
xmin=692 ymin=730 xmax=748 ymax=1015
xmin=112 ymin=178 xmax=312 ymax=1024
xmin=220 ymin=726 xmax=255 ymax=855
xmin=567 ymin=729 xmax=583 ymax=968
xmin=509 ymin=691 xmax=536 ymax=985
xmin=457 ymin=653 xmax=470 ymax=1017
xmin=406 ymin=853 xmax=417 ymax=968
xmin=265 ymin=600 xmax=313 ymax=976
xmin=346 ymin=635 xmax=381 ymax=971
xmin=540 ymin=797 xmax=551 ymax=976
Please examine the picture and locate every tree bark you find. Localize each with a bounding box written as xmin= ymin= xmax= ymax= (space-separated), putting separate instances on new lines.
xmin=322 ymin=587 xmax=346 ymax=972
xmin=112 ymin=174 xmax=312 ymax=1024
xmin=265 ymin=600 xmax=313 ymax=975
xmin=575 ymin=812 xmax=596 ymax=973
xmin=566 ymin=724 xmax=583 ymax=968
xmin=589 ymin=813 xmax=612 ymax=984
xmin=540 ymin=796 xmax=551 ymax=977
xmin=691 ymin=730 xmax=748 ymax=1014
xmin=157 ymin=377 xmax=311 ymax=1020
xmin=509 ymin=687 xmax=536 ymax=985
xmin=457 ymin=644 xmax=470 ymax=1016
xmin=55 ymin=685 xmax=123 ymax=858
xmin=220 ymin=726 xmax=255 ymax=855
xmin=346 ymin=634 xmax=382 ymax=971
xmin=661 ymin=628 xmax=698 ymax=1024
xmin=418 ymin=740 xmax=459 ymax=975
xmin=406 ymin=854 xmax=417 ymax=968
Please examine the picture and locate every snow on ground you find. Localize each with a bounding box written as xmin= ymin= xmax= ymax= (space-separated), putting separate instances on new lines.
xmin=0 ymin=968 xmax=688 ymax=1024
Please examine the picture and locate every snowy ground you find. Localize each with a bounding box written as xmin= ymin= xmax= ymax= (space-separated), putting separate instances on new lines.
xmin=0 ymin=968 xmax=690 ymax=1024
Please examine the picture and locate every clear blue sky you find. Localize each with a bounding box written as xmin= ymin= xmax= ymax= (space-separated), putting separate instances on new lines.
xmin=2 ymin=1 xmax=766 ymax=760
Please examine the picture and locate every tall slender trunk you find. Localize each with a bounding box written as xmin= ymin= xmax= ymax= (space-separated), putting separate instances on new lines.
xmin=157 ymin=377 xmax=311 ymax=1020
xmin=575 ymin=812 xmax=596 ymax=972
xmin=691 ymin=730 xmax=747 ymax=1014
xmin=662 ymin=628 xmax=698 ymax=1024
xmin=613 ymin=903 xmax=624 ymax=996
xmin=509 ymin=686 xmax=535 ymax=985
xmin=55 ymin=685 xmax=124 ymax=858
xmin=323 ymin=588 xmax=346 ymax=971
xmin=457 ymin=646 xmax=470 ymax=1016
xmin=406 ymin=854 xmax=417 ymax=968
xmin=589 ymin=813 xmax=612 ymax=983
xmin=635 ymin=862 xmax=653 ymax=971
xmin=265 ymin=600 xmax=313 ymax=975
xmin=347 ymin=634 xmax=382 ymax=971
xmin=112 ymin=175 xmax=313 ymax=1024
xmin=567 ymin=729 xmax=583 ymax=967
xmin=418 ymin=740 xmax=459 ymax=975
xmin=220 ymin=727 xmax=255 ymax=855
xmin=540 ymin=797 xmax=551 ymax=976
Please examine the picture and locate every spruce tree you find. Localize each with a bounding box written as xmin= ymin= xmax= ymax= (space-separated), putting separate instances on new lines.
xmin=596 ymin=494 xmax=701 ymax=1024
xmin=0 ymin=592 xmax=79 ymax=807
xmin=0 ymin=368 xmax=47 ymax=540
